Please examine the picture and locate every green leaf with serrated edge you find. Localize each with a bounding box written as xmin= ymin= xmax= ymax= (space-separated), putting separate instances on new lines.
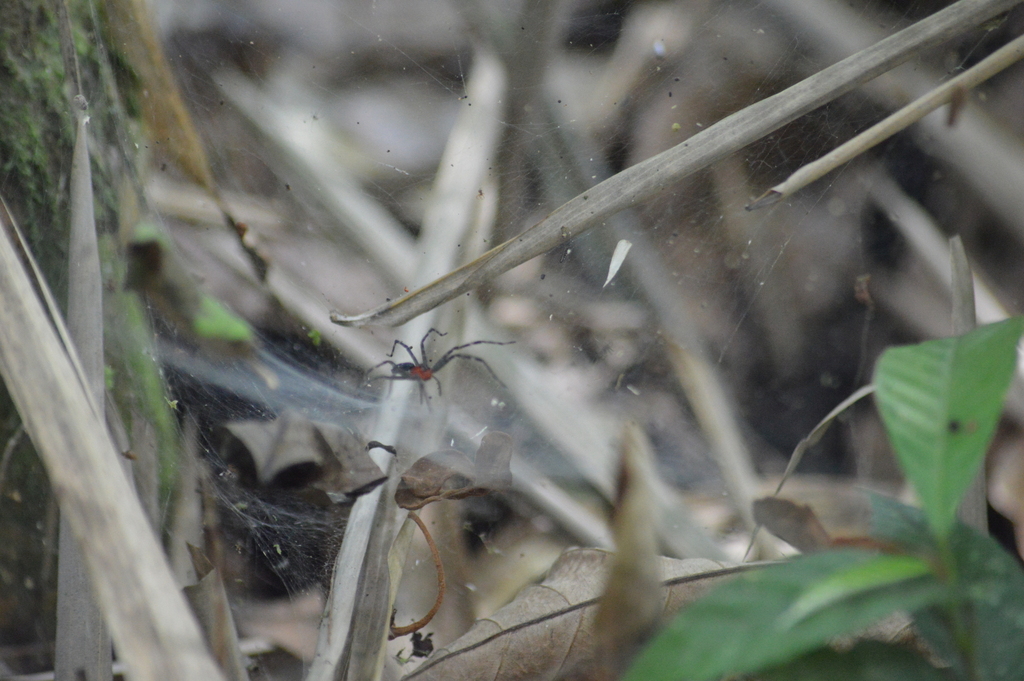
xmin=762 ymin=641 xmax=953 ymax=681
xmin=778 ymin=554 xmax=932 ymax=629
xmin=624 ymin=550 xmax=946 ymax=681
xmin=193 ymin=295 xmax=253 ymax=343
xmin=873 ymin=318 xmax=1024 ymax=539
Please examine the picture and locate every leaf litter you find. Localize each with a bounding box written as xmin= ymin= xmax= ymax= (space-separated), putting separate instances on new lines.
xmin=15 ymin=0 xmax=1024 ymax=679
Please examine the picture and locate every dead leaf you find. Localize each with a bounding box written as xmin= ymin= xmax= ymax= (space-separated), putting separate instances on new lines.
xmin=474 ymin=432 xmax=513 ymax=489
xmin=593 ymin=422 xmax=661 ymax=678
xmin=220 ymin=412 xmax=386 ymax=499
xmin=401 ymin=548 xmax=745 ymax=681
xmin=395 ymin=433 xmax=514 ymax=510
xmin=395 ymin=450 xmax=476 ymax=509
xmin=753 ymin=497 xmax=833 ymax=553
xmin=184 ymin=544 xmax=251 ymax=681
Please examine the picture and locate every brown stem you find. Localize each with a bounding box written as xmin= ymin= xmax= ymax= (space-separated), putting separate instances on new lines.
xmin=390 ymin=510 xmax=446 ymax=639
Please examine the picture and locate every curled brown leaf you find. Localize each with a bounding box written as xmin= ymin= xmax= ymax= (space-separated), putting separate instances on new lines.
xmin=395 ymin=433 xmax=514 ymax=510
xmin=753 ymin=497 xmax=833 ymax=553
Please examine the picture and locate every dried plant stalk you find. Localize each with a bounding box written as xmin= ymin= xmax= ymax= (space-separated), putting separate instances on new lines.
xmin=0 ymin=210 xmax=225 ymax=681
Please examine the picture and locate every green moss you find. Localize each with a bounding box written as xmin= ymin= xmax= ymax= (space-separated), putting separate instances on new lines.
xmin=0 ymin=0 xmax=73 ymax=300
xmin=0 ymin=0 xmax=183 ymax=651
xmin=100 ymin=232 xmax=181 ymax=519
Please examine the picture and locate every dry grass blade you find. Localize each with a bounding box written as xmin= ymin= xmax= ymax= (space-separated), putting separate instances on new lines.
xmin=306 ymin=454 xmax=399 ymax=681
xmin=950 ymin=236 xmax=978 ymax=337
xmin=0 ymin=210 xmax=225 ymax=680
xmin=400 ymin=549 xmax=744 ymax=681
xmin=749 ymin=31 xmax=1024 ymax=209
xmin=744 ymin=384 xmax=877 ymax=559
xmin=593 ymin=422 xmax=663 ymax=678
xmin=331 ymin=0 xmax=1019 ymax=328
xmin=55 ymin=96 xmax=112 ymax=681
xmin=104 ymin=0 xmax=215 ymax=193
xmin=768 ymin=0 xmax=1024 ymax=241
xmin=215 ymin=69 xmax=416 ymax=285
xmin=65 ymin=101 xmax=102 ymax=402
xmin=666 ymin=343 xmax=761 ymax=535
xmin=184 ymin=546 xmax=252 ymax=681
xmin=104 ymin=0 xmax=268 ymax=278
xmin=775 ymin=385 xmax=878 ymax=496
xmin=865 ymin=169 xmax=1024 ymax=424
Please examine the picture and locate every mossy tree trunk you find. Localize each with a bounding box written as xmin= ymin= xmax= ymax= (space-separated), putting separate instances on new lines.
xmin=0 ymin=0 xmax=176 ymax=674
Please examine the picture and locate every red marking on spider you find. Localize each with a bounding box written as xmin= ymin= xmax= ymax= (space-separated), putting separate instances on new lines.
xmin=367 ymin=328 xmax=514 ymax=401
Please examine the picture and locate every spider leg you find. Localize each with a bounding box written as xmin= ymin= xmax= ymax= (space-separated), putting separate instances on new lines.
xmin=432 ymin=375 xmax=443 ymax=396
xmin=438 ymin=353 xmax=506 ymax=386
xmin=432 ymin=340 xmax=514 ymax=374
xmin=386 ymin=339 xmax=420 ymax=364
xmin=420 ymin=328 xmax=447 ymax=366
xmin=367 ymin=359 xmax=400 ymax=376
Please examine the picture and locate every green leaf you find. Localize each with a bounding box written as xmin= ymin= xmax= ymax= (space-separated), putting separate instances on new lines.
xmin=625 ymin=550 xmax=946 ymax=681
xmin=873 ymin=318 xmax=1024 ymax=539
xmin=914 ymin=524 xmax=1024 ymax=681
xmin=869 ymin=493 xmax=935 ymax=551
xmin=762 ymin=641 xmax=953 ymax=681
xmin=778 ymin=554 xmax=933 ymax=629
xmin=871 ymin=495 xmax=1024 ymax=680
xmin=193 ymin=295 xmax=253 ymax=343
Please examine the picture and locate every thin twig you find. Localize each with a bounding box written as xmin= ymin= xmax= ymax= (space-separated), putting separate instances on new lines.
xmin=390 ymin=511 xmax=446 ymax=639
xmin=749 ymin=31 xmax=1024 ymax=209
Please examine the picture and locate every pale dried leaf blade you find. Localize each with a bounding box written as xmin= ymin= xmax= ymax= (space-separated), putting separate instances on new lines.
xmin=183 ymin=553 xmax=252 ymax=681
xmin=594 ymin=422 xmax=662 ymax=676
xmin=67 ymin=100 xmax=103 ymax=400
xmin=0 ymin=203 xmax=225 ymax=681
xmin=105 ymin=0 xmax=215 ymax=191
xmin=602 ymin=239 xmax=632 ymax=288
xmin=753 ymin=497 xmax=833 ymax=553
xmin=331 ymin=0 xmax=1019 ymax=327
xmin=402 ymin=549 xmax=741 ymax=681
xmin=187 ymin=542 xmax=216 ymax=581
xmin=950 ymin=235 xmax=977 ymax=336
xmin=776 ymin=384 xmax=876 ymax=495
xmin=57 ymin=96 xmax=112 ymax=681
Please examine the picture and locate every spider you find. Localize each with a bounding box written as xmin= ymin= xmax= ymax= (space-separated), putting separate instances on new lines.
xmin=368 ymin=328 xmax=514 ymax=400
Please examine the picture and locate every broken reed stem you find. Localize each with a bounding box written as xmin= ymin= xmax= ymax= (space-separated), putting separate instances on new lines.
xmin=749 ymin=30 xmax=1024 ymax=209
xmin=390 ymin=511 xmax=447 ymax=639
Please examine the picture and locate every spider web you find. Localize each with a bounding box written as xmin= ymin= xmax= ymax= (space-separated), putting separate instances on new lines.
xmin=106 ymin=0 xmax=1024 ymax=635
